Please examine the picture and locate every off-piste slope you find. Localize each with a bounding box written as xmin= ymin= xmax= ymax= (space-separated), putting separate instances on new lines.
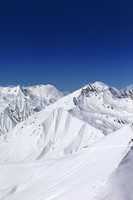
xmin=0 ymin=107 xmax=103 ymax=163
xmin=0 ymin=125 xmax=132 ymax=200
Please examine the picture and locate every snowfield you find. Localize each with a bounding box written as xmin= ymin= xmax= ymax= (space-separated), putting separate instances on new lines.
xmin=0 ymin=82 xmax=133 ymax=199
xmin=0 ymin=108 xmax=103 ymax=163
xmin=0 ymin=126 xmax=132 ymax=200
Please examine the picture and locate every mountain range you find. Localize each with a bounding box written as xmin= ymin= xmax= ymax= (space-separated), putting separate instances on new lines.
xmin=0 ymin=81 xmax=133 ymax=200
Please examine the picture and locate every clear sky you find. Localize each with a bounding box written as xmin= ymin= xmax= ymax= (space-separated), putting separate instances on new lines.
xmin=0 ymin=0 xmax=133 ymax=91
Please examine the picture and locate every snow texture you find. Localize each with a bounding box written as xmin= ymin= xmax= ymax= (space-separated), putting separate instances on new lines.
xmin=0 ymin=82 xmax=133 ymax=200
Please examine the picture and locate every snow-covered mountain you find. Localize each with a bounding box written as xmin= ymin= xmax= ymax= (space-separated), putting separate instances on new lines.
xmin=71 ymin=82 xmax=133 ymax=134
xmin=1 ymin=81 xmax=133 ymax=138
xmin=0 ymin=107 xmax=103 ymax=163
xmin=0 ymin=84 xmax=63 ymax=137
xmin=0 ymin=81 xmax=133 ymax=200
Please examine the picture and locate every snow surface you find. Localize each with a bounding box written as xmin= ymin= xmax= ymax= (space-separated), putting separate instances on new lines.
xmin=0 ymin=107 xmax=103 ymax=163
xmin=71 ymin=82 xmax=133 ymax=134
xmin=0 ymin=82 xmax=133 ymax=200
xmin=0 ymin=126 xmax=132 ymax=200
xmin=0 ymin=84 xmax=63 ymax=137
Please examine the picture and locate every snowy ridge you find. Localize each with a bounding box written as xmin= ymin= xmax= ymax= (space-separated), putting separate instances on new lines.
xmin=0 ymin=126 xmax=132 ymax=200
xmin=0 ymin=81 xmax=133 ymax=199
xmin=0 ymin=84 xmax=63 ymax=137
xmin=71 ymin=82 xmax=133 ymax=134
xmin=1 ymin=81 xmax=133 ymax=137
xmin=0 ymin=107 xmax=103 ymax=163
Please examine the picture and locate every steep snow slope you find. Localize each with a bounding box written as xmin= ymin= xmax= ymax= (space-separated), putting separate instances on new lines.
xmin=0 ymin=82 xmax=133 ymax=200
xmin=0 ymin=107 xmax=103 ymax=163
xmin=1 ymin=81 xmax=133 ymax=138
xmin=0 ymin=84 xmax=63 ymax=136
xmin=0 ymin=86 xmax=34 ymax=138
xmin=101 ymin=139 xmax=133 ymax=200
xmin=71 ymin=82 xmax=133 ymax=134
xmin=0 ymin=126 xmax=132 ymax=200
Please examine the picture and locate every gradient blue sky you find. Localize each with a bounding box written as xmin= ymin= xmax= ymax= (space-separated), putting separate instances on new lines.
xmin=0 ymin=0 xmax=133 ymax=91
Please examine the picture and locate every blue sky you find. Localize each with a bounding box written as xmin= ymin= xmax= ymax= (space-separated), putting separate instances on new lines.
xmin=0 ymin=0 xmax=132 ymax=91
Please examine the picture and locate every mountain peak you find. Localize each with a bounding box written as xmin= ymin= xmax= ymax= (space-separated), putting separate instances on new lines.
xmin=91 ymin=81 xmax=109 ymax=90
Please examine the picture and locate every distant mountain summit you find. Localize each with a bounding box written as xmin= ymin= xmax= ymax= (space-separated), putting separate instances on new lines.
xmin=0 ymin=82 xmax=133 ymax=200
xmin=1 ymin=81 xmax=133 ymax=137
xmin=0 ymin=84 xmax=64 ymax=137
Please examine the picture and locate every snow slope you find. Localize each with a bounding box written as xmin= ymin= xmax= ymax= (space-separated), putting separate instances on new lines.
xmin=0 ymin=126 xmax=132 ymax=200
xmin=0 ymin=107 xmax=103 ymax=163
xmin=101 ymin=136 xmax=133 ymax=200
xmin=1 ymin=81 xmax=133 ymax=138
xmin=0 ymin=84 xmax=63 ymax=136
xmin=0 ymin=82 xmax=133 ymax=200
xmin=71 ymin=82 xmax=133 ymax=134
